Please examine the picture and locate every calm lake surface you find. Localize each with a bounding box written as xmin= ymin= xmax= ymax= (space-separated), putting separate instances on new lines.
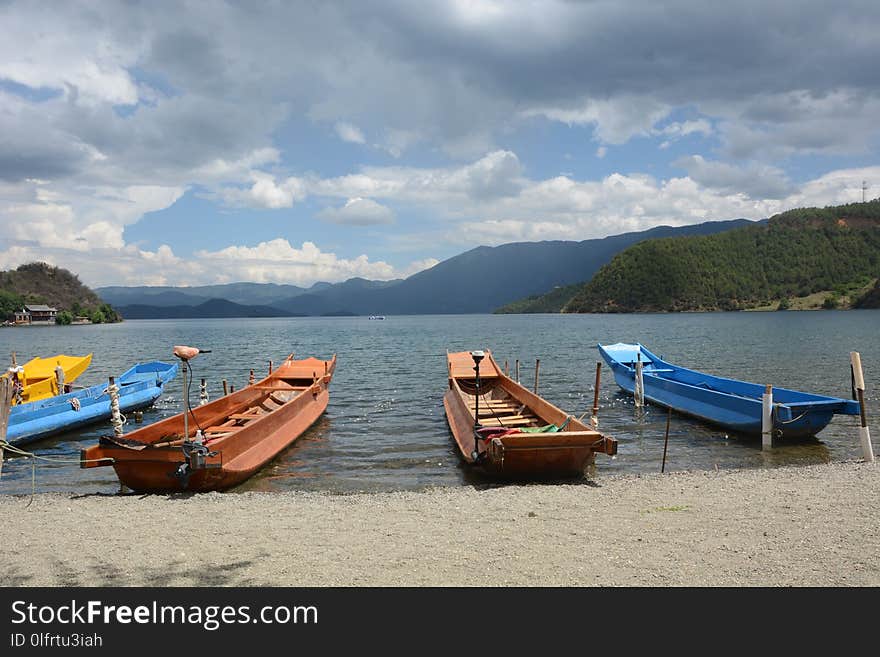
xmin=1 ymin=312 xmax=877 ymax=495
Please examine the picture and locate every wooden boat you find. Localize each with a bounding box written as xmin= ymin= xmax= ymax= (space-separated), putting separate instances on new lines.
xmin=6 ymin=361 xmax=178 ymax=447
xmin=4 ymin=354 xmax=93 ymax=404
xmin=80 ymin=354 xmax=335 ymax=492
xmin=598 ymin=342 xmax=860 ymax=438
xmin=443 ymin=350 xmax=616 ymax=477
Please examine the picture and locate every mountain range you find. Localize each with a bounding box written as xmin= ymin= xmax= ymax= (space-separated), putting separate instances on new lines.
xmin=98 ymin=218 xmax=755 ymax=318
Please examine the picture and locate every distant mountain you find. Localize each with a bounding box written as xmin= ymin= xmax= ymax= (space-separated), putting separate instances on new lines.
xmin=116 ymin=298 xmax=299 ymax=319
xmin=97 ymin=218 xmax=755 ymax=317
xmin=97 ymin=282 xmax=310 ymax=307
xmin=565 ymin=200 xmax=880 ymax=313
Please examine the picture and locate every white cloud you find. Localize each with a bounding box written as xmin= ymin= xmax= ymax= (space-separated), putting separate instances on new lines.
xmin=317 ymin=197 xmax=394 ymax=225
xmin=673 ymin=155 xmax=794 ymax=200
xmin=334 ymin=121 xmax=366 ymax=144
xmin=524 ymin=96 xmax=671 ymax=144
xmin=194 ymin=239 xmax=397 ymax=285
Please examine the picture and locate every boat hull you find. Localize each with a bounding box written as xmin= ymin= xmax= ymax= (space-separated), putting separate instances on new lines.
xmin=107 ymin=386 xmax=329 ymax=492
xmin=80 ymin=355 xmax=335 ymax=493
xmin=7 ymin=362 xmax=177 ymax=446
xmin=7 ymin=353 xmax=93 ymax=403
xmin=444 ymin=350 xmax=616 ymax=478
xmin=598 ymin=343 xmax=859 ymax=439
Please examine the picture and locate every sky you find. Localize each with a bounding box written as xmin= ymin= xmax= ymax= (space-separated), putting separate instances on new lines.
xmin=1 ymin=0 xmax=879 ymax=288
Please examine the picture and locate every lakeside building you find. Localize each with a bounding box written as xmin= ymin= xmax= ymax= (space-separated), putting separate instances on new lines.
xmin=14 ymin=304 xmax=58 ymax=325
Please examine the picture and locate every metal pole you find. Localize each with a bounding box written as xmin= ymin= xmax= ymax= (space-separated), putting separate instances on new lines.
xmin=762 ymin=384 xmax=773 ymax=451
xmin=471 ymin=351 xmax=485 ymax=461
xmin=851 ymin=352 xmax=874 ymax=462
xmin=182 ymin=362 xmax=189 ymax=440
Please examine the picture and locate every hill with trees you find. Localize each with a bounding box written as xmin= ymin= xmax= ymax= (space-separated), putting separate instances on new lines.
xmin=0 ymin=262 xmax=121 ymax=323
xmin=564 ymin=200 xmax=880 ymax=313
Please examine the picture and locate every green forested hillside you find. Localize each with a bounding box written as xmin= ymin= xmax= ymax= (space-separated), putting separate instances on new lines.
xmin=565 ymin=200 xmax=880 ymax=313
xmin=0 ymin=262 xmax=121 ymax=323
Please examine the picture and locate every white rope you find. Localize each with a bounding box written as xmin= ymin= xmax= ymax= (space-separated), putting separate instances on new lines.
xmin=108 ymin=381 xmax=124 ymax=437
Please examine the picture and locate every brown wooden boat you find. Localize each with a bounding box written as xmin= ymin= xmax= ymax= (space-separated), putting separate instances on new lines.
xmin=81 ymin=354 xmax=336 ymax=492
xmin=443 ymin=350 xmax=616 ymax=477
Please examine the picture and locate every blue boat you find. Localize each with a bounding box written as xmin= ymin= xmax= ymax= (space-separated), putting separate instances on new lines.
xmin=597 ymin=343 xmax=860 ymax=438
xmin=6 ymin=361 xmax=178 ymax=447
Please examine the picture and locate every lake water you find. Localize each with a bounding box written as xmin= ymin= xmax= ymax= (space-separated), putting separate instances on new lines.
xmin=1 ymin=311 xmax=877 ymax=495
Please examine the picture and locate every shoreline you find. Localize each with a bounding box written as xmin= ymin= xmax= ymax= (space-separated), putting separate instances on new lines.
xmin=1 ymin=460 xmax=877 ymax=586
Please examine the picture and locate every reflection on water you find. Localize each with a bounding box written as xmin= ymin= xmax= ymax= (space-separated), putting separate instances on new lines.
xmin=0 ymin=311 xmax=875 ymax=495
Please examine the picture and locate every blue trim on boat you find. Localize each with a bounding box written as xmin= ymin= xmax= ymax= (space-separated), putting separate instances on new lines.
xmin=597 ymin=342 xmax=859 ymax=439
xmin=6 ymin=361 xmax=178 ymax=447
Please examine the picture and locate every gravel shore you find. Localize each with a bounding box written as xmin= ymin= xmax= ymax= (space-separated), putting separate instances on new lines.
xmin=1 ymin=461 xmax=877 ymax=587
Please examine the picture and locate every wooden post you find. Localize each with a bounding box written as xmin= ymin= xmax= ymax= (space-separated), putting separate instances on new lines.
xmin=534 ymin=359 xmax=541 ymax=394
xmin=515 ymin=359 xmax=520 ymax=383
xmin=230 ymin=384 xmax=235 ymax=393
xmin=851 ymin=352 xmax=874 ymax=462
xmin=504 ymin=360 xmax=509 ymax=377
xmin=109 ymin=376 xmax=124 ymax=437
xmin=634 ymin=353 xmax=644 ymax=407
xmin=762 ymin=384 xmax=773 ymax=451
xmin=222 ymin=379 xmax=228 ymax=396
xmin=661 ymin=406 xmax=671 ymax=473
xmin=591 ymin=362 xmax=602 ymax=428
xmin=269 ymin=360 xmax=273 ymax=374
xmin=54 ymin=365 xmax=65 ymax=396
xmin=0 ymin=377 xmax=14 ymax=479
xmin=249 ymin=370 xmax=255 ymax=386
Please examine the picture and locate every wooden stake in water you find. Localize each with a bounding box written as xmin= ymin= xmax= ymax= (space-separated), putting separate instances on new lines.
xmin=634 ymin=353 xmax=644 ymax=408
xmin=534 ymin=359 xmax=541 ymax=395
xmin=762 ymin=384 xmax=773 ymax=451
xmin=504 ymin=360 xmax=509 ymax=377
xmin=662 ymin=406 xmax=671 ymax=473
xmin=851 ymin=351 xmax=874 ymax=462
xmin=515 ymin=359 xmax=520 ymax=383
xmin=269 ymin=360 xmax=273 ymax=375
xmin=591 ymin=362 xmax=602 ymax=428
xmin=0 ymin=377 xmax=14 ymax=479
xmin=222 ymin=379 xmax=228 ymax=396
xmin=108 ymin=376 xmax=124 ymax=437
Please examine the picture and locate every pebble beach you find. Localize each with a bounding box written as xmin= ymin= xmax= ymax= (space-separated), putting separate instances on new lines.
xmin=1 ymin=460 xmax=877 ymax=587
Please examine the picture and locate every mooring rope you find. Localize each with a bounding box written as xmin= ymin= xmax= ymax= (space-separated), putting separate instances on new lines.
xmin=0 ymin=440 xmax=114 ymax=503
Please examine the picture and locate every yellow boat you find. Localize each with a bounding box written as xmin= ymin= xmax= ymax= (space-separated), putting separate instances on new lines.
xmin=5 ymin=354 xmax=93 ymax=404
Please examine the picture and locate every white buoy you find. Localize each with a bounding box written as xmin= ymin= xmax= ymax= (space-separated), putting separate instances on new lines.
xmin=762 ymin=384 xmax=773 ymax=451
xmin=850 ymin=352 xmax=874 ymax=463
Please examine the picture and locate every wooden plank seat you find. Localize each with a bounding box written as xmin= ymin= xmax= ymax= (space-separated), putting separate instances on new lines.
xmin=479 ymin=417 xmax=537 ymax=427
xmin=228 ymin=412 xmax=264 ymax=420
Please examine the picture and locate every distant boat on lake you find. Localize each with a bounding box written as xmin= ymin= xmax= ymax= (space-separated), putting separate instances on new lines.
xmin=368 ymin=315 xmax=386 ymax=320
xmin=598 ymin=342 xmax=860 ymax=438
